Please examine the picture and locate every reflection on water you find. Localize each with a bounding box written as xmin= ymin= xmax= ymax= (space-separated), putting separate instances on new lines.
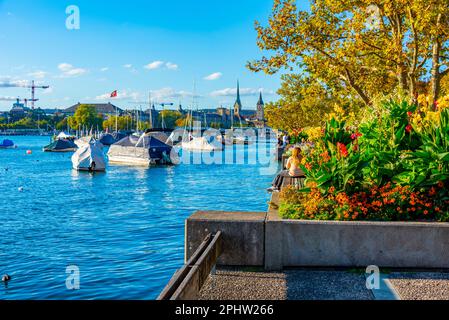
xmin=0 ymin=136 xmax=277 ymax=300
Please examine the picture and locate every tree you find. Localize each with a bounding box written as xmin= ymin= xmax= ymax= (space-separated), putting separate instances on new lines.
xmin=67 ymin=104 xmax=103 ymax=130
xmin=264 ymin=73 xmax=352 ymax=130
xmin=248 ymin=0 xmax=449 ymax=106
xmin=157 ymin=110 xmax=182 ymax=129
xmin=56 ymin=117 xmax=69 ymax=131
xmin=102 ymin=115 xmax=133 ymax=131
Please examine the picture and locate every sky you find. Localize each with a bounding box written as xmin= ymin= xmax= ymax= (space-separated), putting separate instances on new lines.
xmin=0 ymin=0 xmax=311 ymax=112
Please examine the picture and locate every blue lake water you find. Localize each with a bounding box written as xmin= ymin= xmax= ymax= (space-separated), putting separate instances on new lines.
xmin=0 ymin=135 xmax=277 ymax=300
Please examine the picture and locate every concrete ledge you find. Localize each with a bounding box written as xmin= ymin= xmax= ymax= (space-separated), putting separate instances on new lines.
xmin=275 ymin=219 xmax=449 ymax=268
xmin=186 ymin=211 xmax=266 ymax=266
xmin=184 ymin=201 xmax=449 ymax=271
xmin=265 ymin=192 xmax=449 ymax=269
xmin=265 ymin=192 xmax=283 ymax=271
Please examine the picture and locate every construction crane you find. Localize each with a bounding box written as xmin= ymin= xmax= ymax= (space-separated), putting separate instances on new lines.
xmin=26 ymin=80 xmax=50 ymax=110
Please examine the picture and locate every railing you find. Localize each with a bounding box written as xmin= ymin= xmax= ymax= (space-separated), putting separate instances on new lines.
xmin=157 ymin=231 xmax=223 ymax=300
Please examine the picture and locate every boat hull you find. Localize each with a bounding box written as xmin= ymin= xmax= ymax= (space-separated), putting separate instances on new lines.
xmin=43 ymin=148 xmax=77 ymax=152
xmin=108 ymin=155 xmax=158 ymax=167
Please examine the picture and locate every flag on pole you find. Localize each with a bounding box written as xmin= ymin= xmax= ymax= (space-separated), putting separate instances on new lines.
xmin=110 ymin=90 xmax=118 ymax=98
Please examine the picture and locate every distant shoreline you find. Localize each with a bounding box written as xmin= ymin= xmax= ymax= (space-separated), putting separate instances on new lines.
xmin=0 ymin=131 xmax=53 ymax=136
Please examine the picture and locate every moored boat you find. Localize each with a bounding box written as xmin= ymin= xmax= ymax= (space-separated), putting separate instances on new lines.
xmin=75 ymin=136 xmax=104 ymax=149
xmin=0 ymin=139 xmax=16 ymax=149
xmin=43 ymin=139 xmax=78 ymax=152
xmin=108 ymin=133 xmax=175 ymax=166
xmin=182 ymin=136 xmax=223 ymax=152
xmin=72 ymin=141 xmax=106 ymax=172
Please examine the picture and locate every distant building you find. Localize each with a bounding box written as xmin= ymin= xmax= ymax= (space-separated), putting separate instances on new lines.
xmin=42 ymin=108 xmax=64 ymax=117
xmin=64 ymin=102 xmax=124 ymax=118
xmin=10 ymin=99 xmax=30 ymax=121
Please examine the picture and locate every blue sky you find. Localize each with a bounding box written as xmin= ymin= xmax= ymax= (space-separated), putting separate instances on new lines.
xmin=0 ymin=0 xmax=310 ymax=112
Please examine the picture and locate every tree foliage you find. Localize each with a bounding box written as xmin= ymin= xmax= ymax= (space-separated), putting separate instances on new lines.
xmin=248 ymin=0 xmax=449 ymax=121
xmin=67 ymin=104 xmax=103 ymax=130
xmin=103 ymin=115 xmax=133 ymax=131
xmin=157 ymin=110 xmax=183 ymax=129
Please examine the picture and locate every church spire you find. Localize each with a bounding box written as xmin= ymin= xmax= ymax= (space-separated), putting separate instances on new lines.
xmin=234 ymin=80 xmax=242 ymax=117
xmin=257 ymin=90 xmax=264 ymax=105
xmin=236 ymin=80 xmax=241 ymax=104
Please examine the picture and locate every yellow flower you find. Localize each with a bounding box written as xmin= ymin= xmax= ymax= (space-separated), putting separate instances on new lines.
xmin=304 ymin=126 xmax=323 ymax=142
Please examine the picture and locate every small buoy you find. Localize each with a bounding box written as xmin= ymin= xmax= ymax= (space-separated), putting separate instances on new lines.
xmin=18 ymin=187 xmax=24 ymax=192
xmin=26 ymin=150 xmax=32 ymax=155
xmin=2 ymin=274 xmax=11 ymax=282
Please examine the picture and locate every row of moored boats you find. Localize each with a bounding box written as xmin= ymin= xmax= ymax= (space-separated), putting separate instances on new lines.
xmin=2 ymin=129 xmax=273 ymax=172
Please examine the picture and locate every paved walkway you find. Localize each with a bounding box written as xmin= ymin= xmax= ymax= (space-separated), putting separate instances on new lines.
xmin=199 ymin=267 xmax=449 ymax=300
xmin=199 ymin=267 xmax=374 ymax=300
xmin=388 ymin=272 xmax=449 ymax=300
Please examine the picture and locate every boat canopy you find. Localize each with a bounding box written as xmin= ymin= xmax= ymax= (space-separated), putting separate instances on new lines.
xmin=182 ymin=136 xmax=223 ymax=151
xmin=113 ymin=134 xmax=172 ymax=159
xmin=57 ymin=132 xmax=75 ymax=140
xmin=72 ymin=141 xmax=106 ymax=171
xmin=99 ymin=133 xmax=116 ymax=146
xmin=44 ymin=139 xmax=77 ymax=152
xmin=0 ymin=139 xmax=14 ymax=148
xmin=75 ymin=136 xmax=104 ymax=149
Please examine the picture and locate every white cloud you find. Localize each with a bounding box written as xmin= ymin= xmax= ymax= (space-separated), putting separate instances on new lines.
xmin=0 ymin=77 xmax=29 ymax=88
xmin=57 ymin=63 xmax=87 ymax=78
xmin=204 ymin=72 xmax=222 ymax=81
xmin=166 ymin=62 xmax=179 ymax=70
xmin=150 ymin=87 xmax=199 ymax=101
xmin=144 ymin=61 xmax=164 ymax=70
xmin=210 ymin=87 xmax=274 ymax=97
xmin=0 ymin=96 xmax=18 ymax=101
xmin=123 ymin=64 xmax=133 ymax=68
xmin=28 ymin=71 xmax=47 ymax=79
xmin=100 ymin=67 xmax=109 ymax=72
xmin=95 ymin=90 xmax=141 ymax=101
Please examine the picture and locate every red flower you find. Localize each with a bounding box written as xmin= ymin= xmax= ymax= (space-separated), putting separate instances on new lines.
xmin=434 ymin=100 xmax=439 ymax=110
xmin=407 ymin=111 xmax=413 ymax=117
xmin=337 ymin=142 xmax=348 ymax=157
xmin=351 ymin=132 xmax=362 ymax=140
xmin=405 ymin=124 xmax=413 ymax=134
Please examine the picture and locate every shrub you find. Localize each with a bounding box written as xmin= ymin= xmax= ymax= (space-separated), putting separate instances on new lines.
xmin=280 ymin=98 xmax=449 ymax=222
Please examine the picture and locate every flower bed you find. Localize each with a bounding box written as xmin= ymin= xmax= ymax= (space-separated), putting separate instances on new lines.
xmin=280 ymin=98 xmax=449 ymax=222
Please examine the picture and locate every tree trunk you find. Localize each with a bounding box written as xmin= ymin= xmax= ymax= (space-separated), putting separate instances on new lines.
xmin=342 ymin=69 xmax=371 ymax=106
xmin=431 ymin=13 xmax=443 ymax=110
xmin=431 ymin=39 xmax=442 ymax=109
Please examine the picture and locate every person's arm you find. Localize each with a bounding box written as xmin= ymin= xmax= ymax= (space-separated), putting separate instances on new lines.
xmin=286 ymin=157 xmax=292 ymax=169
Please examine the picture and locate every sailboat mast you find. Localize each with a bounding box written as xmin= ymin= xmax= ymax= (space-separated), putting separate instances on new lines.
xmin=149 ymin=91 xmax=153 ymax=129
xmin=115 ymin=105 xmax=118 ymax=132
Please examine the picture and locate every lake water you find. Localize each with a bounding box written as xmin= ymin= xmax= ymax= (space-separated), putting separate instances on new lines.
xmin=0 ymin=135 xmax=277 ymax=300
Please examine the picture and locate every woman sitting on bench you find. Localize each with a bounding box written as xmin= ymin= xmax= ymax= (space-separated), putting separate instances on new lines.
xmin=269 ymin=147 xmax=306 ymax=192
